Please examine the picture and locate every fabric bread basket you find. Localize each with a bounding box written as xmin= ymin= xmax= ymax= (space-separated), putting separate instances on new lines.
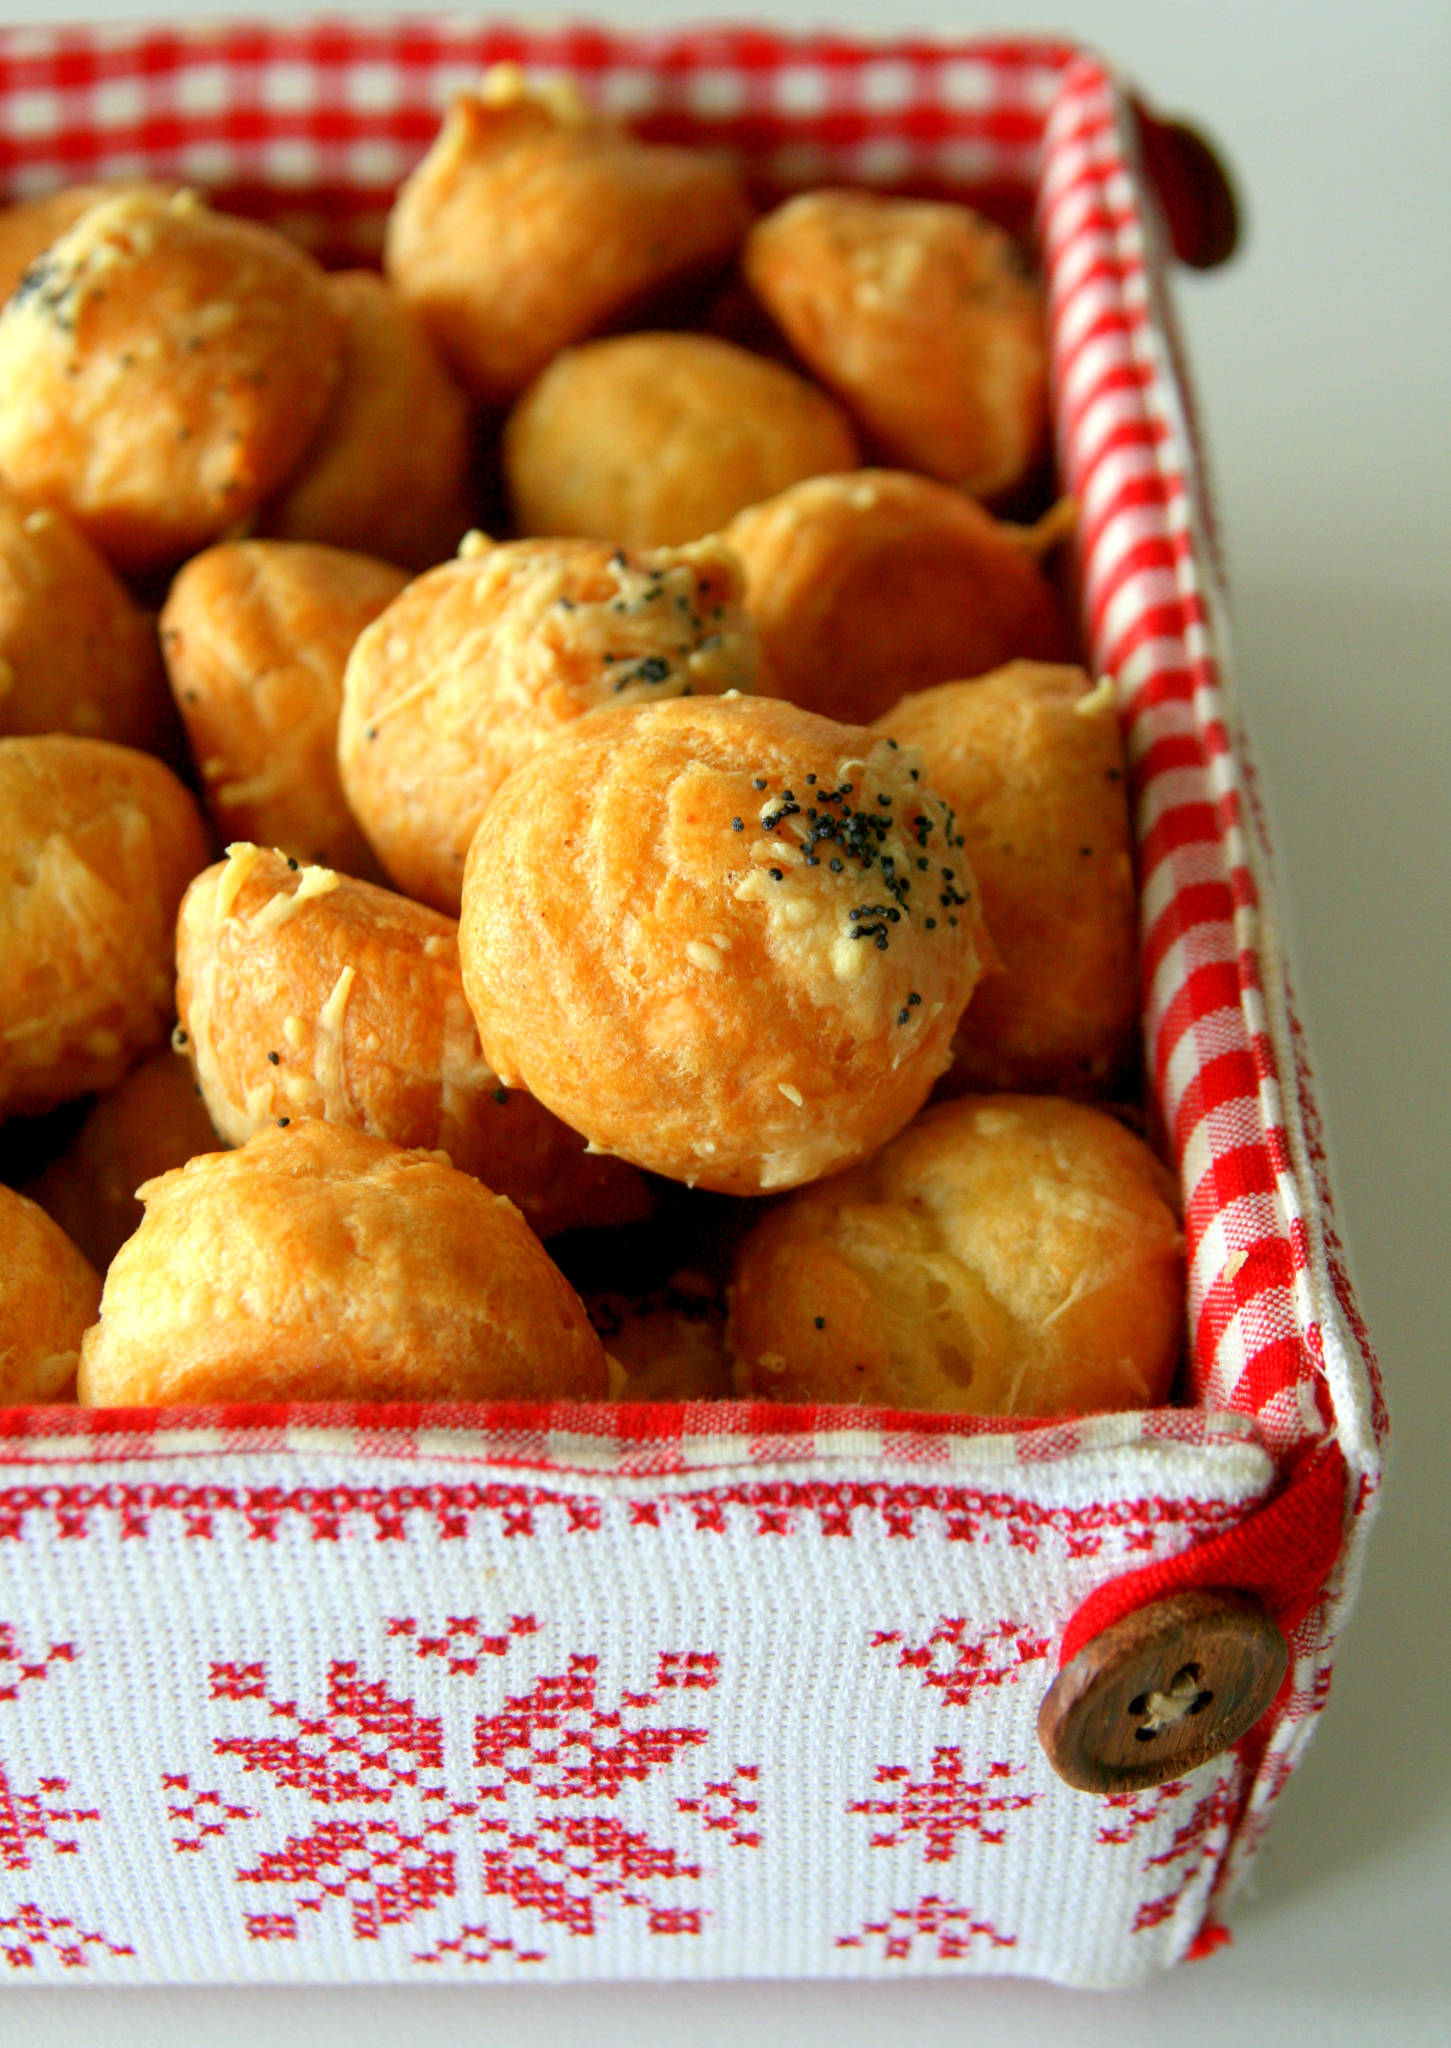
xmin=0 ymin=20 xmax=1384 ymax=1990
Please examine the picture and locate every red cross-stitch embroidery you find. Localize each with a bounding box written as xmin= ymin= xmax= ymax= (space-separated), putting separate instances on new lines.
xmin=469 ymin=1649 xmax=725 ymax=1938
xmin=474 ymin=1654 xmax=712 ymax=1802
xmin=1129 ymin=1766 xmax=1245 ymax=1934
xmin=162 ymin=1774 xmax=256 ymax=1853
xmin=388 ymin=1613 xmax=539 ymax=1674
xmin=244 ymin=1913 xmax=297 ymax=1942
xmin=0 ymin=1902 xmax=133 ymax=1970
xmin=0 ymin=1626 xmax=75 ymax=1704
xmin=677 ymin=1765 xmax=760 ymax=1847
xmin=413 ymin=1921 xmax=547 ymax=1967
xmin=0 ymin=1763 xmax=100 ymax=1871
xmin=850 ymin=1752 xmax=1038 ymax=1863
xmin=835 ymin=1896 xmax=1017 ymax=1963
xmin=214 ymin=1660 xmax=445 ymax=1805
xmin=870 ymin=1618 xmax=1050 ymax=1706
xmin=0 ymin=1477 xmax=1252 ymax=1552
xmin=236 ymin=1813 xmax=458 ymax=1940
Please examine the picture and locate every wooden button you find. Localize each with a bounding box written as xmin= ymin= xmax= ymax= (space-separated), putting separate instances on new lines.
xmin=1037 ymin=1590 xmax=1288 ymax=1793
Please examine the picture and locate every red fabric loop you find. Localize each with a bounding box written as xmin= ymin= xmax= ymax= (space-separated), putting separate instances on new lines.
xmin=1056 ymin=1440 xmax=1348 ymax=1668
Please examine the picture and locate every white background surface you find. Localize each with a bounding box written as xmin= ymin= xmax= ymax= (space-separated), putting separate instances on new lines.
xmin=3 ymin=2 xmax=1449 ymax=2043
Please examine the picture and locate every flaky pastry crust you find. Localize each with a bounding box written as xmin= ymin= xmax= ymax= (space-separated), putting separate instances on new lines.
xmin=729 ymin=1094 xmax=1184 ymax=1415
xmin=76 ymin=1121 xmax=609 ymax=1408
xmin=459 ymin=695 xmax=990 ymax=1194
xmin=175 ymin=844 xmax=651 ymax=1239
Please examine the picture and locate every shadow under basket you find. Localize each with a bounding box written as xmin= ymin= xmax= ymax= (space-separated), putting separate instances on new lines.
xmin=0 ymin=21 xmax=1383 ymax=1989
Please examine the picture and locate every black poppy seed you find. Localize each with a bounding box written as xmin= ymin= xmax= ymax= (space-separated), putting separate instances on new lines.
xmin=1107 ymin=767 xmax=1123 ymax=782
xmin=886 ymin=738 xmax=898 ymax=750
xmin=829 ymin=858 xmax=842 ymax=872
xmin=926 ymin=917 xmax=936 ymax=929
xmin=602 ymin=653 xmax=616 ymax=663
xmin=769 ymin=867 xmax=783 ymax=881
xmin=267 ymin=1051 xmax=280 ymax=1065
xmin=277 ymin=1117 xmax=290 ymax=1127
xmin=917 ymin=857 xmax=928 ymax=871
xmin=732 ymin=817 xmax=744 ymax=831
xmin=610 ymin=548 xmax=627 ymax=568
xmin=804 ymin=855 xmax=819 ymax=866
xmin=493 ymin=1088 xmax=509 ymax=1105
xmin=908 ymin=992 xmax=921 ymax=1006
xmin=841 ymin=782 xmax=853 ymax=793
xmin=753 ymin=777 xmax=767 ymax=790
xmin=877 ymin=793 xmax=892 ymax=806
xmin=781 ymin=789 xmax=794 ymax=802
xmin=943 ymin=868 xmax=954 ymax=880
xmin=1079 ymin=845 xmax=1094 ymax=858
xmin=949 ymin=916 xmax=959 ymax=927
xmin=849 ymin=908 xmax=862 ymax=920
xmin=805 ymin=773 xmax=817 ymax=785
xmin=286 ymin=857 xmax=299 ymax=871
xmin=366 ymin=726 xmax=378 ymax=741
xmin=557 ymin=596 xmax=575 ymax=610
xmin=814 ymin=1316 xmax=826 ymax=1330
xmin=898 ymin=1010 xmax=910 ymax=1026
xmin=909 ymin=768 xmax=920 ymax=781
xmin=875 ymin=934 xmax=888 ymax=950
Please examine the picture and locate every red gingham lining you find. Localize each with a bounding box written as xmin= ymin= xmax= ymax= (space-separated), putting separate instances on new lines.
xmin=0 ymin=22 xmax=1382 ymax=1487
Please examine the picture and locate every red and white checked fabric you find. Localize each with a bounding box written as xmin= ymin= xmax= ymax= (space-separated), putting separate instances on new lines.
xmin=0 ymin=22 xmax=1384 ymax=1986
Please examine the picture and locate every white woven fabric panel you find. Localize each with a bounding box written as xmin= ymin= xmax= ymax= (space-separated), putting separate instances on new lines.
xmin=0 ymin=1436 xmax=1274 ymax=1987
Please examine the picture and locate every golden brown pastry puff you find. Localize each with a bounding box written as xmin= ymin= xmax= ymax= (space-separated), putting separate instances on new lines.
xmin=744 ymin=188 xmax=1049 ymax=501
xmin=22 ymin=1045 xmax=219 ymax=1276
xmin=0 ymin=480 xmax=169 ymax=748
xmin=0 ymin=736 xmax=209 ymax=1119
xmin=76 ymin=1121 xmax=609 ymax=1408
xmin=459 ymin=695 xmax=991 ymax=1195
xmin=504 ymin=331 xmax=860 ymax=548
xmin=174 ymin=843 xmax=651 ymax=1240
xmin=384 ymin=65 xmax=752 ymax=404
xmin=729 ymin=1094 xmax=1184 ymax=1416
xmin=160 ymin=540 xmax=407 ymax=877
xmin=589 ymin=1271 xmax=733 ymax=1401
xmin=725 ymin=470 xmax=1074 ymax=727
xmin=0 ymin=187 xmax=342 ymax=572
xmin=260 ymin=270 xmax=475 ymax=573
xmin=0 ymin=179 xmax=179 ymax=307
xmin=0 ymin=1185 xmax=101 ymax=1403
xmin=338 ymin=532 xmax=760 ymax=916
xmin=873 ymin=664 xmax=1139 ymax=1096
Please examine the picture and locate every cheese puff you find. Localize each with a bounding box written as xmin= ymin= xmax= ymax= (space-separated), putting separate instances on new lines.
xmin=339 ymin=532 xmax=760 ymax=916
xmin=725 ymin=470 xmax=1073 ymax=727
xmin=76 ymin=1121 xmax=609 ymax=1407
xmin=504 ymin=331 xmax=860 ymax=548
xmin=745 ymin=188 xmax=1048 ymax=500
xmin=160 ymin=540 xmax=407 ymax=878
xmin=175 ymin=843 xmax=651 ymax=1240
xmin=0 ymin=736 xmax=209 ymax=1118
xmin=0 ymin=480 xmax=169 ymax=749
xmin=385 ymin=66 xmax=752 ymax=403
xmin=0 ymin=1185 xmax=100 ymax=1403
xmin=459 ymin=695 xmax=990 ymax=1195
xmin=729 ymin=1095 xmax=1183 ymax=1416
xmin=0 ymin=188 xmax=342 ymax=571
xmin=873 ymin=664 xmax=1139 ymax=1096
xmin=22 ymin=1046 xmax=219 ymax=1276
xmin=260 ymin=271 xmax=475 ymax=573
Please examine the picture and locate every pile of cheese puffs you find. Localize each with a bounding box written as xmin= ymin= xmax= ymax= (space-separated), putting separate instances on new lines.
xmin=0 ymin=67 xmax=1184 ymax=1417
